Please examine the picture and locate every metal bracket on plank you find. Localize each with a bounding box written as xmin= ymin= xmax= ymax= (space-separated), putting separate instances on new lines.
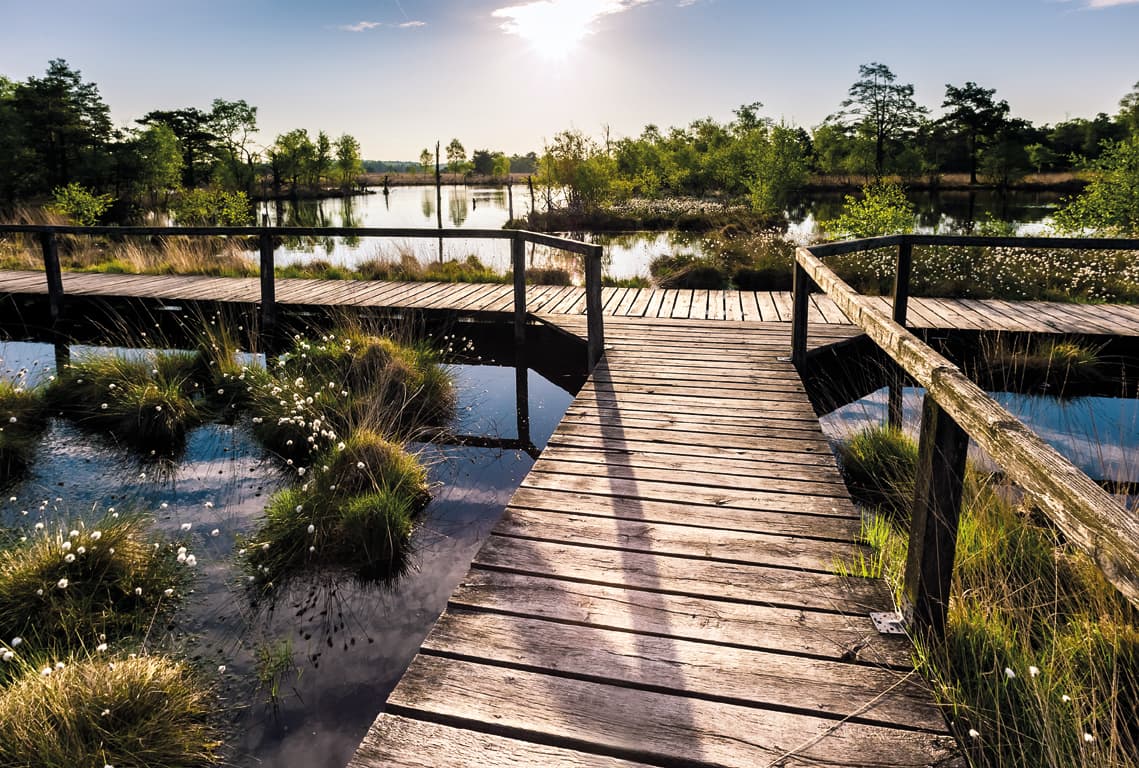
xmin=870 ymin=611 xmax=908 ymax=635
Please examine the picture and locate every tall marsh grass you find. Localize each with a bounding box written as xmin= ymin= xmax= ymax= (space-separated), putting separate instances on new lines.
xmin=836 ymin=425 xmax=1139 ymax=766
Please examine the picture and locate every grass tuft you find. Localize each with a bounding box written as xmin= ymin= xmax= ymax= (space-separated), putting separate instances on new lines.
xmin=0 ymin=654 xmax=220 ymax=767
xmin=0 ymin=380 xmax=49 ymax=487
xmin=0 ymin=512 xmax=187 ymax=657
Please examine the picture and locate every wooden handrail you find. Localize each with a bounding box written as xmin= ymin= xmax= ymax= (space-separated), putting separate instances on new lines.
xmin=0 ymin=224 xmax=606 ymax=371
xmin=792 ymin=235 xmax=1139 ymax=634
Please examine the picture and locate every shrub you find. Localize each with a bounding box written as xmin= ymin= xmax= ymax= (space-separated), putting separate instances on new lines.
xmin=47 ymin=182 xmax=113 ymax=226
xmin=170 ymin=187 xmax=253 ymax=227
xmin=820 ymin=182 xmax=916 ymax=239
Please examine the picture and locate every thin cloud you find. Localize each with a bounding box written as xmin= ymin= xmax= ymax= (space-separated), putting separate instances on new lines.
xmin=339 ymin=21 xmax=382 ymax=32
xmin=493 ymin=0 xmax=653 ymax=39
xmin=1085 ymin=0 xmax=1139 ymax=6
xmin=397 ymin=20 xmax=427 ymax=28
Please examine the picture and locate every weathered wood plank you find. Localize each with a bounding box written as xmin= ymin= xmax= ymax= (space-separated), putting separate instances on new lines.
xmin=387 ymin=656 xmax=961 ymax=768
xmin=423 ymin=609 xmax=947 ymax=732
xmin=350 ymin=715 xmax=657 ymax=768
xmin=473 ymin=534 xmax=871 ymax=612
xmin=506 ymin=485 xmax=860 ymax=540
xmin=450 ymin=569 xmax=911 ymax=666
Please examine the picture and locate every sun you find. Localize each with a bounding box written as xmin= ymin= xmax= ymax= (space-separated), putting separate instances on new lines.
xmin=494 ymin=1 xmax=614 ymax=61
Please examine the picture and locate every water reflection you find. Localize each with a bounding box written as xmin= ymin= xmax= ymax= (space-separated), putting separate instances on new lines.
xmin=0 ymin=335 xmax=577 ymax=768
xmin=250 ymin=184 xmax=1061 ymax=280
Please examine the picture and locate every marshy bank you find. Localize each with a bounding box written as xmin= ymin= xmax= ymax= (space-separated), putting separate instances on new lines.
xmin=807 ymin=328 xmax=1139 ymax=767
xmin=0 ymin=304 xmax=583 ymax=767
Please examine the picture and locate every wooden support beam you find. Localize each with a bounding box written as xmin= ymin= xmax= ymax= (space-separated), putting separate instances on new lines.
xmin=903 ymin=394 xmax=969 ymax=638
xmin=512 ymin=233 xmax=526 ymax=346
xmin=790 ymin=254 xmax=811 ymax=367
xmin=39 ymin=230 xmax=64 ymax=322
xmin=258 ymin=232 xmax=277 ymax=334
xmin=585 ymin=244 xmax=605 ymax=370
xmin=893 ymin=241 xmax=913 ymax=327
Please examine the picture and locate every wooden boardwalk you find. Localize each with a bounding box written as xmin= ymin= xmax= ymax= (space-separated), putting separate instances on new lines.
xmin=348 ymin=317 xmax=960 ymax=768
xmin=1 ymin=270 xmax=1137 ymax=334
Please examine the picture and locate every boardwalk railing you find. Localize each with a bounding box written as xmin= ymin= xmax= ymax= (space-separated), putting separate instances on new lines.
xmin=791 ymin=234 xmax=1139 ymax=636
xmin=0 ymin=225 xmax=606 ymax=369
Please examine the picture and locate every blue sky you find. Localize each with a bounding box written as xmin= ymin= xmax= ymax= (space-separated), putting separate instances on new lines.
xmin=2 ymin=0 xmax=1137 ymax=159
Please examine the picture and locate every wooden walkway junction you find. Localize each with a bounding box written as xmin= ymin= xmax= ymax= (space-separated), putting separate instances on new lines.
xmin=5 ymin=228 xmax=1136 ymax=767
xmin=1 ymin=269 xmax=1138 ymax=335
xmin=349 ymin=316 xmax=960 ymax=768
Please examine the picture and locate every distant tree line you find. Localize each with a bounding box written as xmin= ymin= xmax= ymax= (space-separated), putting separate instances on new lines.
xmin=3 ymin=59 xmax=1137 ymax=225
xmin=0 ymin=59 xmax=365 ymax=221
xmin=525 ymin=63 xmax=1139 ymax=215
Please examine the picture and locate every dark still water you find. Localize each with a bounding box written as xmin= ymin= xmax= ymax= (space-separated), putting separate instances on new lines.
xmin=0 ymin=335 xmax=576 ymax=767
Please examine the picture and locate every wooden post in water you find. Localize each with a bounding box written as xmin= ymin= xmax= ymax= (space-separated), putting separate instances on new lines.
xmin=585 ymin=244 xmax=605 ymax=370
xmin=259 ymin=230 xmax=277 ymax=337
xmin=893 ymin=240 xmax=913 ymax=327
xmin=39 ymin=230 xmax=64 ymax=323
xmin=790 ymin=260 xmax=810 ymax=368
xmin=507 ymin=183 xmax=514 ymax=222
xmin=903 ymin=394 xmax=969 ymax=639
xmin=435 ymin=141 xmax=444 ymax=262
xmin=512 ymin=233 xmax=527 ymax=347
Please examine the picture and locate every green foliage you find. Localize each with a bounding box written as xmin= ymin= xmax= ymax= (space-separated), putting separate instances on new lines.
xmin=829 ymin=62 xmax=928 ymax=176
xmin=820 ymin=182 xmax=915 ymax=239
xmin=169 ymin=187 xmax=253 ymax=226
xmin=243 ymin=398 xmax=431 ymax=582
xmin=334 ymin=133 xmax=362 ymax=189
xmin=744 ymin=124 xmax=810 ymax=215
xmin=538 ymin=129 xmax=616 ymax=212
xmin=133 ymin=123 xmax=183 ymax=201
xmin=1053 ymin=136 xmax=1139 ymax=235
xmin=445 ymin=138 xmax=468 ymax=175
xmin=48 ymin=181 xmax=113 ymax=225
xmin=0 ymin=655 xmax=219 ymax=767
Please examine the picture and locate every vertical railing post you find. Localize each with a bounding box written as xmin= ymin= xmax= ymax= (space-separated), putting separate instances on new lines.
xmin=585 ymin=244 xmax=605 ymax=370
xmin=902 ymin=393 xmax=969 ymax=639
xmin=39 ymin=230 xmax=64 ymax=323
xmin=512 ymin=233 xmax=527 ymax=347
xmin=259 ymin=230 xmax=277 ymax=337
xmin=790 ymin=257 xmax=810 ymax=368
xmin=892 ymin=240 xmax=913 ymax=327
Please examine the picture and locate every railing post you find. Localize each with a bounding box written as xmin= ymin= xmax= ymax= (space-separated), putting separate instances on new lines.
xmin=39 ymin=230 xmax=64 ymax=323
xmin=259 ymin=231 xmax=277 ymax=336
xmin=585 ymin=244 xmax=605 ymax=370
xmin=893 ymin=240 xmax=913 ymax=327
xmin=902 ymin=393 xmax=969 ymax=639
xmin=790 ymin=259 xmax=810 ymax=368
xmin=512 ymin=233 xmax=527 ymax=346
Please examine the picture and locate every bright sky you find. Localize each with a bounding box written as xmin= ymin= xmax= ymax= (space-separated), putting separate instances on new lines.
xmin=1 ymin=0 xmax=1137 ymax=160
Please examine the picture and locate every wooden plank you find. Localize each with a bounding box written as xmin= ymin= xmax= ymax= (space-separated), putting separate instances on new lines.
xmin=770 ymin=290 xmax=794 ymax=321
xmin=422 ymin=610 xmax=947 ymax=732
xmin=613 ymin=288 xmax=641 ymax=317
xmin=527 ymin=455 xmax=848 ymax=499
xmin=506 ymin=486 xmax=859 ymax=541
xmin=475 ymin=533 xmax=875 ymax=608
xmin=496 ymin=507 xmax=855 ymax=571
xmin=387 ymin=657 xmax=960 ymax=768
xmin=670 ymin=289 xmax=693 ymax=319
xmin=624 ymin=287 xmax=653 ymax=318
xmin=351 ymin=715 xmax=657 ymax=768
xmin=691 ymin=289 xmax=710 ymax=320
xmin=722 ymin=290 xmax=742 ymax=321
xmin=520 ymin=469 xmax=856 ymax=517
xmin=811 ymin=294 xmax=850 ymax=324
xmin=450 ymin=568 xmax=911 ymax=666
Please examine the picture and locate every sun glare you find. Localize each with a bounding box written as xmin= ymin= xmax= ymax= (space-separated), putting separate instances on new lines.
xmin=494 ymin=0 xmax=622 ymax=61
